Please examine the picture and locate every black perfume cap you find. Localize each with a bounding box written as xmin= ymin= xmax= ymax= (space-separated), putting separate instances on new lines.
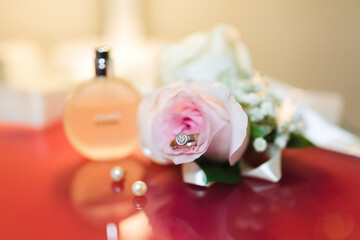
xmin=96 ymin=46 xmax=110 ymax=59
xmin=95 ymin=46 xmax=110 ymax=77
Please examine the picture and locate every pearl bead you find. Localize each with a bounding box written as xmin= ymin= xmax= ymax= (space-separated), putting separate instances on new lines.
xmin=110 ymin=166 xmax=125 ymax=182
xmin=132 ymin=181 xmax=147 ymax=196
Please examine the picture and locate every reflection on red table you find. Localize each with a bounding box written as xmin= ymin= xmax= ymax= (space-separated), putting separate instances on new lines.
xmin=0 ymin=123 xmax=360 ymax=240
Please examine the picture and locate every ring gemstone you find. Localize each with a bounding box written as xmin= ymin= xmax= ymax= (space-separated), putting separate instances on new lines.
xmin=175 ymin=133 xmax=188 ymax=146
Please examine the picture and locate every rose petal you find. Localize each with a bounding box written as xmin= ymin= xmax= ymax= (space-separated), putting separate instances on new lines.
xmin=190 ymin=81 xmax=248 ymax=165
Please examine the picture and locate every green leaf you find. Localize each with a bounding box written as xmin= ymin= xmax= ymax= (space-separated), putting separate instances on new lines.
xmin=196 ymin=159 xmax=241 ymax=184
xmin=250 ymin=125 xmax=273 ymax=139
xmin=286 ymin=133 xmax=314 ymax=148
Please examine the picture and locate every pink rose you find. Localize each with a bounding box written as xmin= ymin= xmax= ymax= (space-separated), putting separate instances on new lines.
xmin=137 ymin=81 xmax=248 ymax=165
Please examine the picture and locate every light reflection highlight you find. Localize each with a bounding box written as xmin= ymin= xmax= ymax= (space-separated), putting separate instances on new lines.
xmin=106 ymin=223 xmax=118 ymax=240
xmin=119 ymin=212 xmax=153 ymax=239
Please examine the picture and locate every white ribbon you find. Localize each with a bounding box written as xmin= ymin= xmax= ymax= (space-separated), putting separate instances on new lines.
xmin=240 ymin=145 xmax=282 ymax=183
xmin=181 ymin=145 xmax=281 ymax=187
xmin=181 ymin=162 xmax=215 ymax=187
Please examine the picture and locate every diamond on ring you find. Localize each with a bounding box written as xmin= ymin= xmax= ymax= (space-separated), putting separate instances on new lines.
xmin=175 ymin=133 xmax=188 ymax=146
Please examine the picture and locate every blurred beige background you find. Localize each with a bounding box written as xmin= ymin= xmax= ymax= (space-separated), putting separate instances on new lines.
xmin=0 ymin=0 xmax=359 ymax=132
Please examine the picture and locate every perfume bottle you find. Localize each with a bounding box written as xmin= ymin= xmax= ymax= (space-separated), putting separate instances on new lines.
xmin=64 ymin=46 xmax=140 ymax=161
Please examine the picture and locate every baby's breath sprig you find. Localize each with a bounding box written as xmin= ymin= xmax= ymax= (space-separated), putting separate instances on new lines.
xmin=217 ymin=70 xmax=305 ymax=152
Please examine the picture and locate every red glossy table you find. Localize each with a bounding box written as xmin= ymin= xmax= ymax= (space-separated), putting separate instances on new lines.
xmin=1 ymin=123 xmax=360 ymax=240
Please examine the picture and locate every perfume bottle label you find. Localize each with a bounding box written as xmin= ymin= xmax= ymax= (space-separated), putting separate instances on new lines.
xmin=94 ymin=112 xmax=122 ymax=126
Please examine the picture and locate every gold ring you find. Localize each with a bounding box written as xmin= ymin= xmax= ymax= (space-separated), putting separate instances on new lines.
xmin=170 ymin=133 xmax=199 ymax=148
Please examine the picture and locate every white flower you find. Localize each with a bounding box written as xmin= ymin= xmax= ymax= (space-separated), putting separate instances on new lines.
xmin=238 ymin=80 xmax=261 ymax=92
xmin=238 ymin=93 xmax=260 ymax=106
xmin=247 ymin=108 xmax=264 ymax=121
xmin=277 ymin=121 xmax=289 ymax=133
xmin=159 ymin=25 xmax=253 ymax=85
xmin=260 ymin=101 xmax=274 ymax=116
xmin=275 ymin=134 xmax=289 ymax=149
xmin=253 ymin=137 xmax=267 ymax=152
xmin=294 ymin=121 xmax=305 ymax=132
xmin=288 ymin=123 xmax=296 ymax=132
